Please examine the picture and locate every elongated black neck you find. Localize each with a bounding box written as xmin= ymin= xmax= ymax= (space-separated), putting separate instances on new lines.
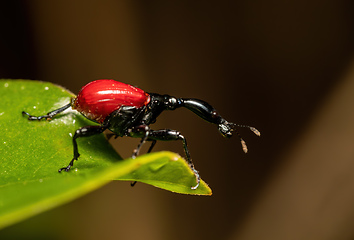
xmin=177 ymin=98 xmax=237 ymax=138
xmin=149 ymin=93 xmax=223 ymax=123
xmin=178 ymin=98 xmax=223 ymax=124
xmin=145 ymin=93 xmax=244 ymax=138
xmin=147 ymin=93 xmax=225 ymax=123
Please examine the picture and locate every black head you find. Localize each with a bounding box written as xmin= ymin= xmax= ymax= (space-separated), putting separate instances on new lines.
xmin=218 ymin=120 xmax=260 ymax=153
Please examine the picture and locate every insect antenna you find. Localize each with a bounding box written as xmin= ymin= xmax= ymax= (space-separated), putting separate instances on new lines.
xmin=229 ymin=123 xmax=260 ymax=153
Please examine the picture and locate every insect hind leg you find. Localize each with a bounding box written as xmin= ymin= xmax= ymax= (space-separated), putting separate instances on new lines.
xmin=22 ymin=103 xmax=71 ymax=120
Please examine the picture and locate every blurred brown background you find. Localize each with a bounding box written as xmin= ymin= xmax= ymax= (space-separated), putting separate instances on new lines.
xmin=1 ymin=1 xmax=354 ymax=239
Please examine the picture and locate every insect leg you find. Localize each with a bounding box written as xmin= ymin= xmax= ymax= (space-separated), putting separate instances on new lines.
xmin=146 ymin=140 xmax=157 ymax=154
xmin=131 ymin=125 xmax=151 ymax=159
xmin=58 ymin=125 xmax=108 ymax=172
xmin=22 ymin=103 xmax=71 ymax=120
xmin=145 ymin=129 xmax=200 ymax=190
xmin=130 ymin=139 xmax=157 ymax=187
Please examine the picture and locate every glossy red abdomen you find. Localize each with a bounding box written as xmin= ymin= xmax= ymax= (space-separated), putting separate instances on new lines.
xmin=73 ymin=80 xmax=150 ymax=123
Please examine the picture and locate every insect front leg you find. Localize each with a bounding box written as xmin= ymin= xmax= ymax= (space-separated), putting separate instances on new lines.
xmin=129 ymin=127 xmax=200 ymax=190
xmin=149 ymin=129 xmax=200 ymax=190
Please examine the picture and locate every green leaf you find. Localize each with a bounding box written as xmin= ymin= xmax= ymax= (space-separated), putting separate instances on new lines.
xmin=117 ymin=152 xmax=211 ymax=195
xmin=0 ymin=80 xmax=212 ymax=229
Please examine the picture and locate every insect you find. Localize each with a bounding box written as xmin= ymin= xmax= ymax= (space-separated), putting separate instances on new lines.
xmin=22 ymin=79 xmax=260 ymax=189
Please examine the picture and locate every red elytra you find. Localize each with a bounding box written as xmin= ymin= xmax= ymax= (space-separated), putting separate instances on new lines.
xmin=72 ymin=79 xmax=150 ymax=123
